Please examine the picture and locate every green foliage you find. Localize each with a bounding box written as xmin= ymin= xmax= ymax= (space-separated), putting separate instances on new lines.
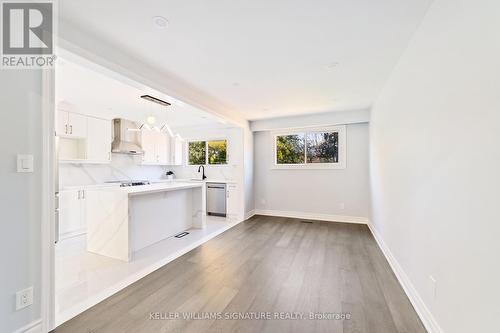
xmin=208 ymin=140 xmax=227 ymax=164
xmin=188 ymin=141 xmax=206 ymax=165
xmin=276 ymin=134 xmax=305 ymax=164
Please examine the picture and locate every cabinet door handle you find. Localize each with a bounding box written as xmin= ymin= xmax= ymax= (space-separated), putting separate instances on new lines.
xmin=77 ymin=190 xmax=81 ymax=200
xmin=69 ymin=125 xmax=73 ymax=134
xmin=65 ymin=124 xmax=68 ymax=134
xmin=82 ymin=190 xmax=85 ymax=199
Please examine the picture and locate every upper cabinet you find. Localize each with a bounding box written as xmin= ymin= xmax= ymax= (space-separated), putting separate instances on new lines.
xmin=57 ymin=110 xmax=87 ymax=138
xmin=137 ymin=130 xmax=183 ymax=166
xmin=138 ymin=130 xmax=171 ymax=165
xmin=170 ymin=136 xmax=184 ymax=166
xmin=57 ymin=110 xmax=112 ymax=164
xmin=87 ymin=116 xmax=112 ymax=163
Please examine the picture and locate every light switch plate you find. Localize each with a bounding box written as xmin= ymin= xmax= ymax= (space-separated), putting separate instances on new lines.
xmin=17 ymin=154 xmax=34 ymax=173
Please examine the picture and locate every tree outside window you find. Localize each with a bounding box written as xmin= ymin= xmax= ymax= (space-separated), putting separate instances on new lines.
xmin=276 ymin=134 xmax=305 ymax=164
xmin=275 ymin=130 xmax=340 ymax=166
xmin=188 ymin=141 xmax=206 ymax=165
xmin=207 ymin=140 xmax=227 ymax=164
xmin=188 ymin=140 xmax=228 ymax=165
xmin=306 ymin=132 xmax=338 ymax=163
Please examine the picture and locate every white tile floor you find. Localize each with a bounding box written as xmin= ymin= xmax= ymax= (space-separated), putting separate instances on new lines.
xmin=55 ymin=216 xmax=238 ymax=327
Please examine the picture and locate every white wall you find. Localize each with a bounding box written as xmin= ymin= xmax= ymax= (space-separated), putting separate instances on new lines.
xmin=170 ymin=126 xmax=243 ymax=182
xmin=250 ymin=108 xmax=370 ymax=132
xmin=0 ymin=71 xmax=43 ymax=331
xmin=170 ymin=126 xmax=246 ymax=221
xmin=369 ymin=1 xmax=500 ymax=332
xmin=254 ymin=123 xmax=370 ymax=221
xmin=243 ymin=124 xmax=255 ymax=218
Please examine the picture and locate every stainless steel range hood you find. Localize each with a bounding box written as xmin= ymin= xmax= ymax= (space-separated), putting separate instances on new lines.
xmin=111 ymin=119 xmax=144 ymax=155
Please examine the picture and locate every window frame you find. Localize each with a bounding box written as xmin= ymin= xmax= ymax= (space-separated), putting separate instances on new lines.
xmin=186 ymin=138 xmax=229 ymax=166
xmin=272 ymin=125 xmax=346 ymax=170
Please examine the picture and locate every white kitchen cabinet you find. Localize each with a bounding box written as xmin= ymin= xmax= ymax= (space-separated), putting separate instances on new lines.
xmin=139 ymin=130 xmax=170 ymax=165
xmin=57 ymin=110 xmax=87 ymax=138
xmin=170 ymin=136 xmax=184 ymax=166
xmin=140 ymin=130 xmax=157 ymax=164
xmin=87 ymin=116 xmax=112 ymax=162
xmin=58 ymin=188 xmax=86 ymax=239
xmin=226 ymin=183 xmax=239 ymax=218
xmin=57 ymin=109 xmax=68 ymax=136
xmin=156 ymin=131 xmax=170 ymax=165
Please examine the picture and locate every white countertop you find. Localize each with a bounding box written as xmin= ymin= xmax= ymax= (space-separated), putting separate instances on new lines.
xmin=60 ymin=178 xmax=236 ymax=192
xmin=118 ymin=181 xmax=203 ymax=195
xmin=153 ymin=178 xmax=237 ymax=184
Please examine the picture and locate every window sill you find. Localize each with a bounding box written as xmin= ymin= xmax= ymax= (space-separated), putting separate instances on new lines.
xmin=271 ymin=163 xmax=345 ymax=170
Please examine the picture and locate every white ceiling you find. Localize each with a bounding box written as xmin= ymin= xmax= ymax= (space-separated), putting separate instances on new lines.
xmin=60 ymin=0 xmax=432 ymax=120
xmin=56 ymin=57 xmax=229 ymax=130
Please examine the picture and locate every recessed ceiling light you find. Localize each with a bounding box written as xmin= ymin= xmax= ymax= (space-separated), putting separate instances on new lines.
xmin=326 ymin=62 xmax=339 ymax=71
xmin=152 ymin=16 xmax=168 ymax=29
xmin=232 ymin=82 xmax=239 ymax=87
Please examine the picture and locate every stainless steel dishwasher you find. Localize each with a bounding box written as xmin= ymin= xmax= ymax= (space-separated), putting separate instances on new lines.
xmin=206 ymin=182 xmax=226 ymax=217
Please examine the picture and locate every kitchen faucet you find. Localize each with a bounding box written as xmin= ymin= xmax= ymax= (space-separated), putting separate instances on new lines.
xmin=197 ymin=165 xmax=207 ymax=180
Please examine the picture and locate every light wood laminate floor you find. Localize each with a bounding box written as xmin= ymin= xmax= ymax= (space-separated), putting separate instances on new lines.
xmin=53 ymin=215 xmax=426 ymax=333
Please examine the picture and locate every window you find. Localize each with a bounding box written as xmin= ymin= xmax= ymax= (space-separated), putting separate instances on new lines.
xmin=188 ymin=141 xmax=206 ymax=165
xmin=207 ymin=140 xmax=227 ymax=165
xmin=276 ymin=134 xmax=305 ymax=164
xmin=188 ymin=140 xmax=228 ymax=165
xmin=273 ymin=126 xmax=345 ymax=169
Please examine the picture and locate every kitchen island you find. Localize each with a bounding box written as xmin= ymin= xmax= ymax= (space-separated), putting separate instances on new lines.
xmin=85 ymin=182 xmax=204 ymax=261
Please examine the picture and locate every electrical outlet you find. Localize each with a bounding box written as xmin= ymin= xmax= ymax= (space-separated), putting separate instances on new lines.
xmin=260 ymin=198 xmax=266 ymax=205
xmin=16 ymin=287 xmax=33 ymax=310
xmin=339 ymin=203 xmax=345 ymax=210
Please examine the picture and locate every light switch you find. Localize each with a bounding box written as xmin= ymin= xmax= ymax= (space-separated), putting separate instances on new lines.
xmin=17 ymin=154 xmax=34 ymax=173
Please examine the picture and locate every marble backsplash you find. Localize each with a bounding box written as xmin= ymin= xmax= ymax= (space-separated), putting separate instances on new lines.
xmin=59 ymin=154 xmax=168 ymax=188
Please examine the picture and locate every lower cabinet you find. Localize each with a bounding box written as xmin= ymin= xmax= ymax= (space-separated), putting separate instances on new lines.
xmin=226 ymin=183 xmax=239 ymax=218
xmin=58 ymin=188 xmax=86 ymax=240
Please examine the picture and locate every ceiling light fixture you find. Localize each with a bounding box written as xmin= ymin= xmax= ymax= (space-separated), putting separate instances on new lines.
xmin=146 ymin=115 xmax=156 ymax=125
xmin=140 ymin=94 xmax=171 ymax=107
xmin=152 ymin=16 xmax=168 ymax=29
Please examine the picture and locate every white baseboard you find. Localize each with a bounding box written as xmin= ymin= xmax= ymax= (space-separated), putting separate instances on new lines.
xmin=254 ymin=209 xmax=368 ymax=224
xmin=244 ymin=209 xmax=256 ymax=220
xmin=367 ymin=223 xmax=443 ymax=333
xmin=13 ymin=319 xmax=42 ymax=333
